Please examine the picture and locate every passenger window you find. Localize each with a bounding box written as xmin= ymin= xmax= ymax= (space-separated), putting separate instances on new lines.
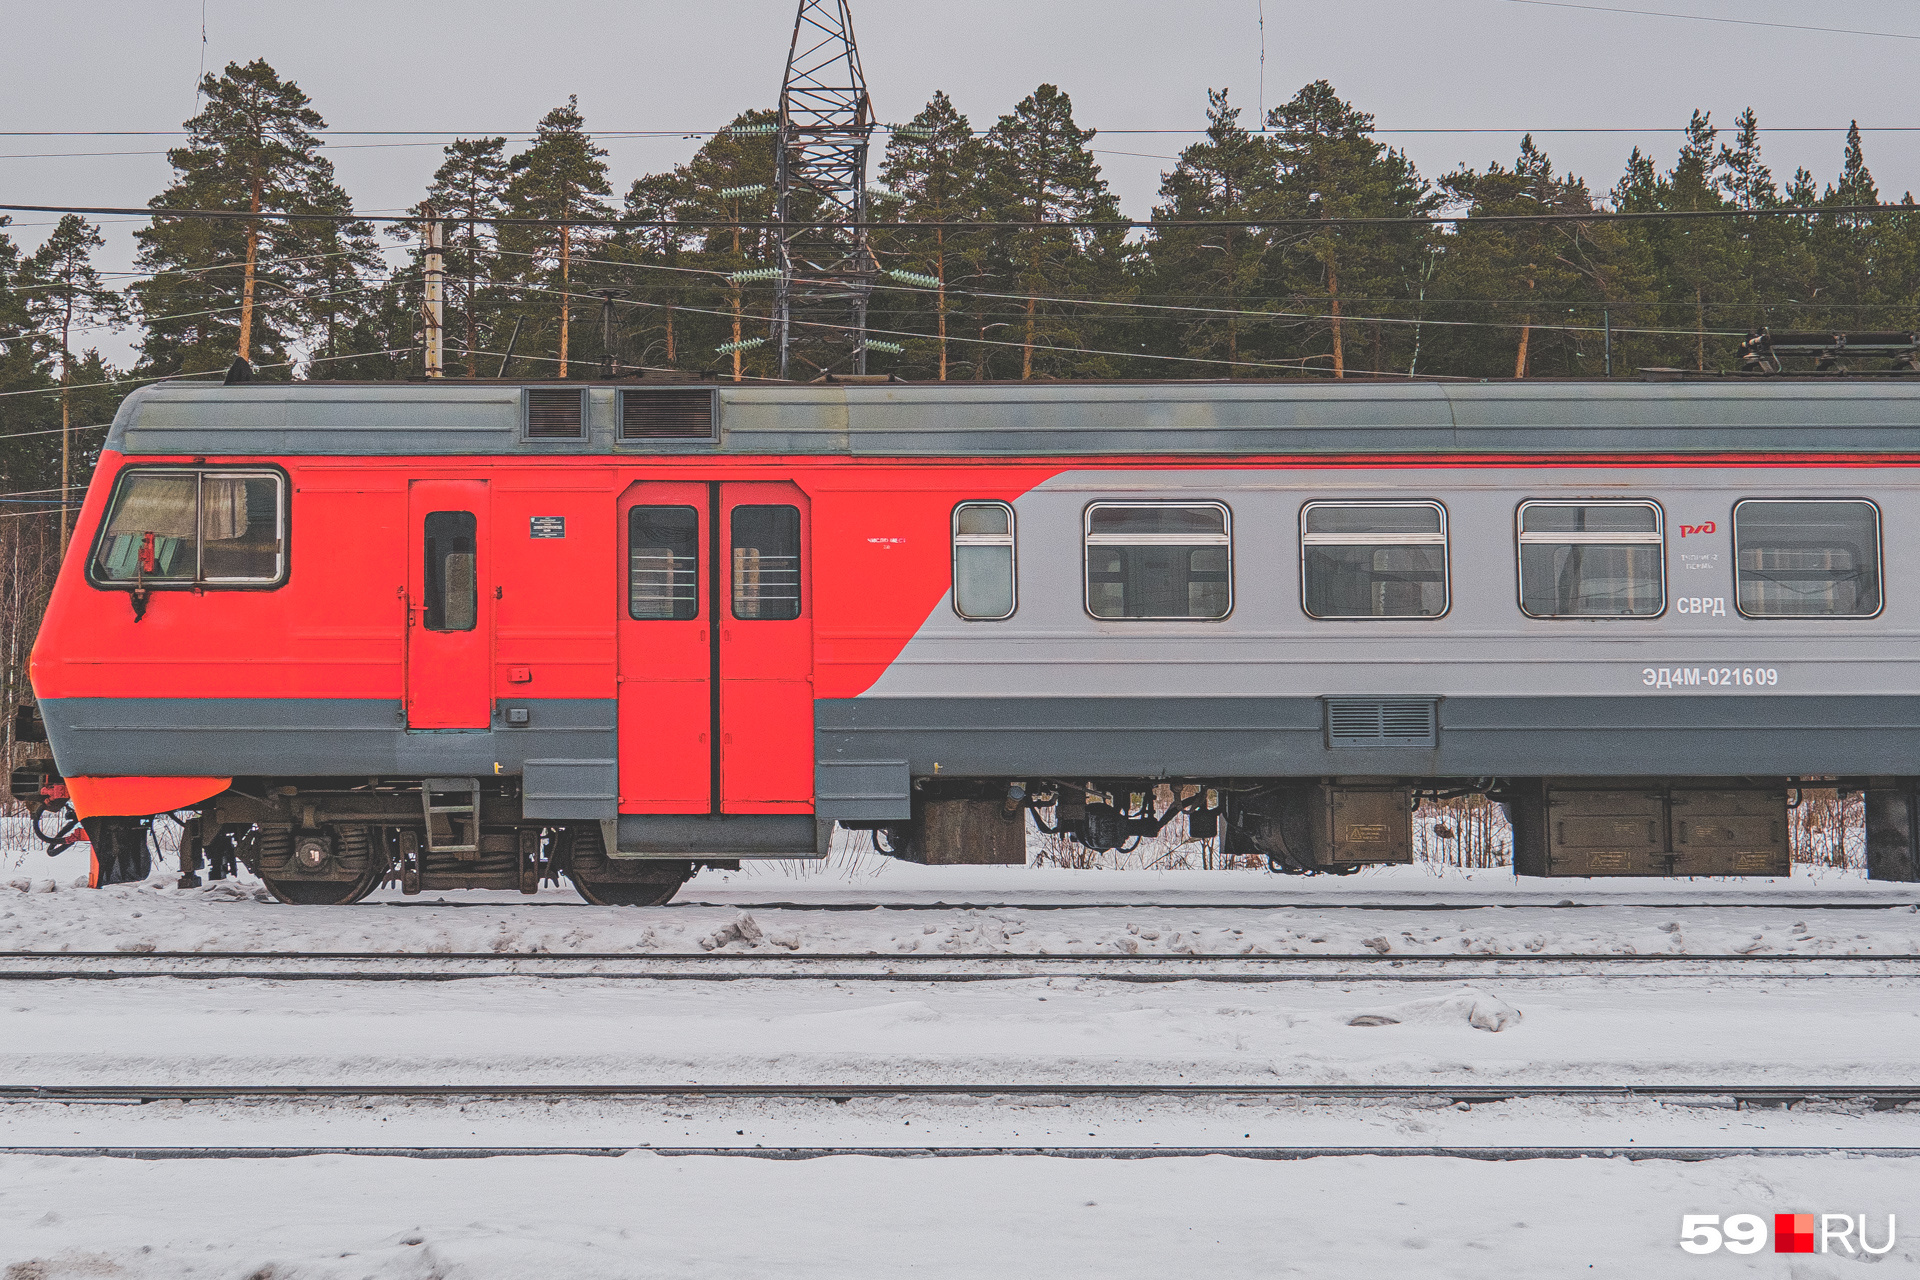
xmin=1301 ymin=502 xmax=1448 ymax=618
xmin=423 ymin=510 xmax=477 ymax=631
xmin=1518 ymin=501 xmax=1664 ymax=617
xmin=732 ymin=504 xmax=802 ymax=620
xmin=93 ymin=468 xmax=284 ymax=586
xmin=1084 ymin=503 xmax=1231 ymax=619
xmin=629 ymin=506 xmax=700 ymax=620
xmin=953 ymin=502 xmax=1016 ymax=619
xmin=1734 ymin=499 xmax=1882 ymax=617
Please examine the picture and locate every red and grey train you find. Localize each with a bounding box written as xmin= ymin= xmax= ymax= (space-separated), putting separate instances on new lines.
xmin=16 ymin=375 xmax=1920 ymax=903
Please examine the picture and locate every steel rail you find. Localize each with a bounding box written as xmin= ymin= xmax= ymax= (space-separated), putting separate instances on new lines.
xmin=0 ymin=951 xmax=1912 ymax=982
xmin=442 ymin=898 xmax=1920 ymax=911
xmin=5 ymin=1083 xmax=1918 ymax=1105
xmin=0 ymin=951 xmax=1915 ymax=982
xmin=1 ymin=1145 xmax=1913 ymax=1161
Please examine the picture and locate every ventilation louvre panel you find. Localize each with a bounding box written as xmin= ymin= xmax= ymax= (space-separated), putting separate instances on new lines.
xmin=1324 ymin=698 xmax=1438 ymax=748
xmin=524 ymin=388 xmax=585 ymax=439
xmin=621 ymin=389 xmax=716 ymax=440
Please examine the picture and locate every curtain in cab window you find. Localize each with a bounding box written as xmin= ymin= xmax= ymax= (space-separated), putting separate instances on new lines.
xmin=94 ymin=471 xmax=282 ymax=584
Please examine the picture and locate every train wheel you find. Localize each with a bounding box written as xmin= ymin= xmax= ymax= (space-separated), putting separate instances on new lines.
xmin=563 ymin=823 xmax=693 ymax=906
xmin=569 ymin=873 xmax=690 ymax=907
xmin=261 ymin=865 xmax=383 ymax=906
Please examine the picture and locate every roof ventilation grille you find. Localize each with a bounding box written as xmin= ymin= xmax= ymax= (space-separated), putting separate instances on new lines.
xmin=1324 ymin=698 xmax=1438 ymax=749
xmin=621 ymin=388 xmax=717 ymax=440
xmin=525 ymin=388 xmax=585 ymax=439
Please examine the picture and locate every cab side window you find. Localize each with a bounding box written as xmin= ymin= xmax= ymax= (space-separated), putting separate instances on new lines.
xmin=92 ymin=469 xmax=286 ymax=587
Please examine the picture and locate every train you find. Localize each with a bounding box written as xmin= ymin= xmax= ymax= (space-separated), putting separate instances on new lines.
xmin=14 ymin=371 xmax=1920 ymax=904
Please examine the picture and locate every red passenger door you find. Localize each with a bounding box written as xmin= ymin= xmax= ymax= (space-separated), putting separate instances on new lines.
xmin=617 ymin=482 xmax=712 ymax=812
xmin=617 ymin=481 xmax=813 ymax=816
xmin=720 ymin=482 xmax=813 ymax=812
xmin=406 ymin=479 xmax=492 ymax=729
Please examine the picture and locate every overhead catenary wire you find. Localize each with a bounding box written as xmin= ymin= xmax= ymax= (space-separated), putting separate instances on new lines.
xmin=7 ymin=201 xmax=1920 ymax=231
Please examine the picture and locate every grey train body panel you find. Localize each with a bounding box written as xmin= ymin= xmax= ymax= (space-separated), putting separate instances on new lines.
xmin=815 ymin=696 xmax=1920 ymax=819
xmin=39 ymin=696 xmax=617 ymax=799
xmin=104 ymin=378 xmax=1920 ymax=459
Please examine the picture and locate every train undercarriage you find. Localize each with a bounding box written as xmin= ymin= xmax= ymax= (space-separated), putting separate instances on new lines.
xmin=17 ymin=761 xmax=1920 ymax=900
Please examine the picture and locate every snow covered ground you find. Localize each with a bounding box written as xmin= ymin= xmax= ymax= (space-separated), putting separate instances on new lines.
xmin=5 ymin=838 xmax=1920 ymax=1275
xmin=3 ymin=1152 xmax=1917 ymax=1278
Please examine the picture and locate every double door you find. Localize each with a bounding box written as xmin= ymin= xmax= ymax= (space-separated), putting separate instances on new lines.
xmin=617 ymin=480 xmax=813 ymax=814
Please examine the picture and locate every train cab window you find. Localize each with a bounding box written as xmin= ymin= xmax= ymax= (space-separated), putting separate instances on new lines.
xmin=1733 ymin=499 xmax=1882 ymax=617
xmin=1301 ymin=501 xmax=1448 ymax=619
xmin=629 ymin=506 xmax=700 ymax=620
xmin=1084 ymin=502 xmax=1231 ymax=620
xmin=92 ymin=468 xmax=285 ymax=587
xmin=1517 ymin=501 xmax=1665 ymax=617
xmin=422 ymin=511 xmax=477 ymax=631
xmin=732 ymin=504 xmax=802 ymax=620
xmin=952 ymin=502 xmax=1016 ymax=619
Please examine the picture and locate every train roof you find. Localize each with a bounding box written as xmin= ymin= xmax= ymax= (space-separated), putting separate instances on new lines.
xmin=103 ymin=376 xmax=1920 ymax=458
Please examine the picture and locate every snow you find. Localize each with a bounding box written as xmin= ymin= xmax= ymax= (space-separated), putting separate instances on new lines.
xmin=4 ymin=1152 xmax=1918 ymax=1278
xmin=5 ymin=824 xmax=1920 ymax=1274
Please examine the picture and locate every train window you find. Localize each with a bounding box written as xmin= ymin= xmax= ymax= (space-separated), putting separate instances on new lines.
xmin=1733 ymin=499 xmax=1882 ymax=617
xmin=1517 ymin=501 xmax=1665 ymax=617
xmin=629 ymin=506 xmax=700 ymax=620
xmin=952 ymin=502 xmax=1016 ymax=619
xmin=92 ymin=468 xmax=285 ymax=587
xmin=1084 ymin=502 xmax=1231 ymax=620
xmin=1301 ymin=502 xmax=1448 ymax=619
xmin=422 ymin=511 xmax=477 ymax=631
xmin=732 ymin=504 xmax=802 ymax=620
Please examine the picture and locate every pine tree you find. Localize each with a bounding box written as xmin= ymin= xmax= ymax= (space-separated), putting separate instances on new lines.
xmin=503 ymin=97 xmax=613 ymax=378
xmin=669 ymin=110 xmax=779 ymax=381
xmin=19 ymin=216 xmax=125 ymax=548
xmin=876 ymin=92 xmax=987 ymax=379
xmin=1266 ymin=81 xmax=1436 ymax=378
xmin=1146 ymin=89 xmax=1277 ymax=375
xmin=978 ymin=85 xmax=1127 ymax=379
xmin=132 ymin=60 xmax=350 ymax=376
xmin=424 ymin=138 xmax=510 ymax=377
xmin=1434 ymin=136 xmax=1614 ymax=378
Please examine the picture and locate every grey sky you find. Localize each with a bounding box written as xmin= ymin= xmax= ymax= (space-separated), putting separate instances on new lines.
xmin=6 ymin=0 xmax=1918 ymax=367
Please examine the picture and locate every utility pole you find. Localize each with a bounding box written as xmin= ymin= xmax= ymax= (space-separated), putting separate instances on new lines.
xmin=422 ymin=208 xmax=445 ymax=378
xmin=597 ymin=288 xmax=630 ymax=378
xmin=772 ymin=0 xmax=876 ymax=380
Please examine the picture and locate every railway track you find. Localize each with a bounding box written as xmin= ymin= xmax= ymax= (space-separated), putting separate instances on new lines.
xmin=5 ymin=1083 xmax=1918 ymax=1107
xmin=1 ymin=1145 xmax=1912 ymax=1161
xmin=374 ymin=896 xmax=1920 ymax=912
xmin=2 ymin=950 xmax=1918 ymax=981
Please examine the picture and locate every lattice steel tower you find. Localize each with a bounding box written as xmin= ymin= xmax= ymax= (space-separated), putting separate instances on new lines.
xmin=772 ymin=0 xmax=876 ymax=380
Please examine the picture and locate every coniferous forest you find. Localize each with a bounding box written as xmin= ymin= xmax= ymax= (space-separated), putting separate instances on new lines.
xmin=3 ymin=58 xmax=1920 ymax=735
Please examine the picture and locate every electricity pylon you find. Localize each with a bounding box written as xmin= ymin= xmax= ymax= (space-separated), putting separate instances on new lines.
xmin=772 ymin=0 xmax=875 ymax=380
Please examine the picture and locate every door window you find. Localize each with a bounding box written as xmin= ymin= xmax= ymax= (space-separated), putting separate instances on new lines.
xmin=629 ymin=506 xmax=701 ymax=620
xmin=423 ymin=510 xmax=477 ymax=631
xmin=731 ymin=504 xmax=802 ymax=620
